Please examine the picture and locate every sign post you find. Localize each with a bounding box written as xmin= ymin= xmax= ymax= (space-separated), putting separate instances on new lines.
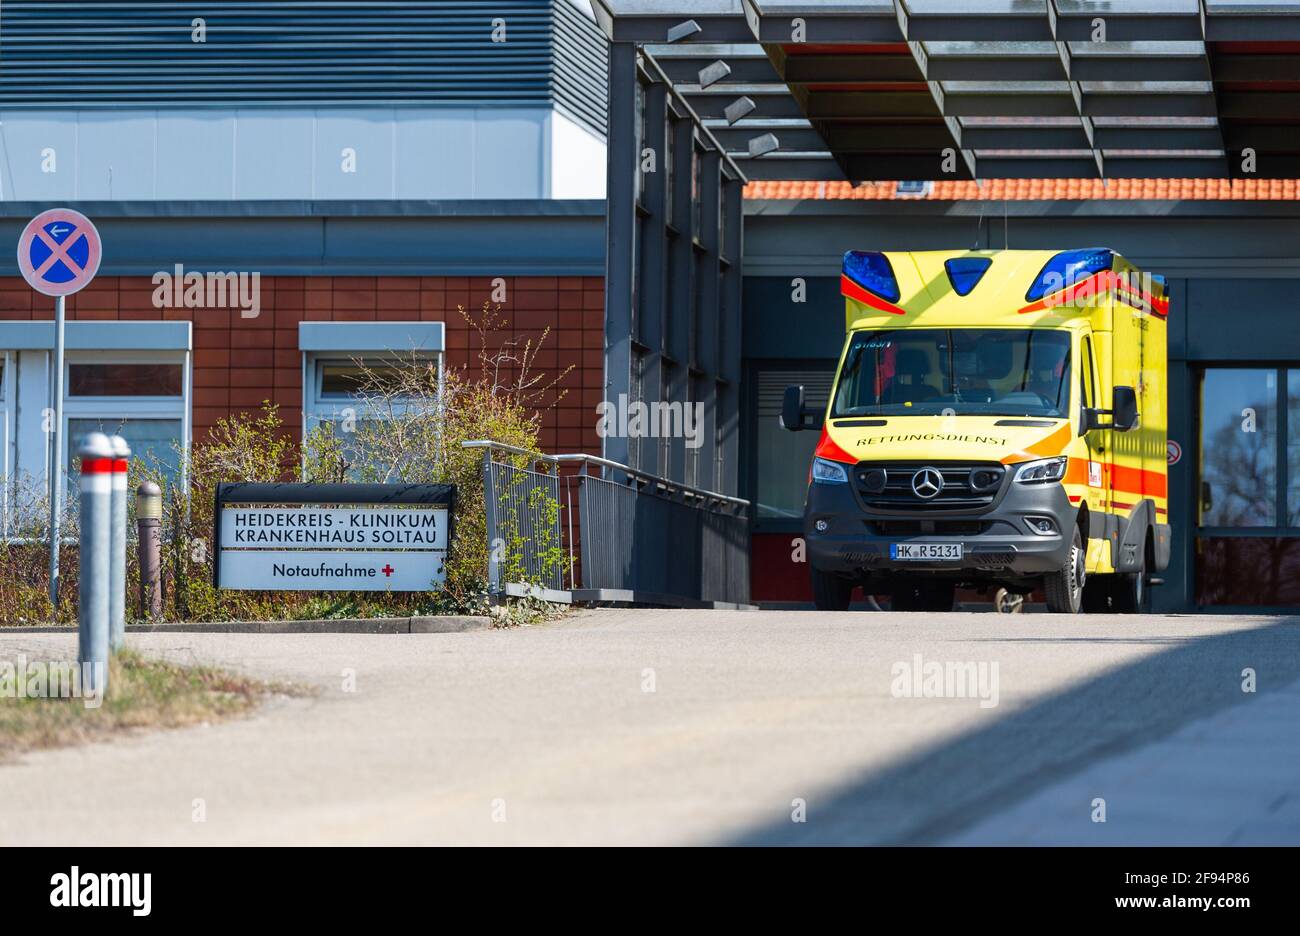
xmin=16 ymin=208 xmax=103 ymax=612
xmin=51 ymin=294 xmax=64 ymax=608
xmin=214 ymin=483 xmax=455 ymax=592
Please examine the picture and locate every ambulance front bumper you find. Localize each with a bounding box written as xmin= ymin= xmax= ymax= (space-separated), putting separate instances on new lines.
xmin=803 ymin=476 xmax=1077 ymax=577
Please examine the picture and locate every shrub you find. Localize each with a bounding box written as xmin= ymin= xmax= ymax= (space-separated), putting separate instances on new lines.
xmin=0 ymin=477 xmax=79 ymax=625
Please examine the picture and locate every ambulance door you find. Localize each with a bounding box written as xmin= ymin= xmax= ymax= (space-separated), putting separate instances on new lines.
xmin=1079 ymin=333 xmax=1111 ymax=563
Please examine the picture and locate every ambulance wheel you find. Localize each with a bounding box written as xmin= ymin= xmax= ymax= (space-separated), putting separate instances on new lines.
xmin=890 ymin=581 xmax=955 ymax=612
xmin=1044 ymin=525 xmax=1085 ymax=614
xmin=811 ymin=567 xmax=855 ymax=611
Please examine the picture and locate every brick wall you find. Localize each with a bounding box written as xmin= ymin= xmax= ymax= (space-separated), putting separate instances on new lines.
xmin=0 ymin=274 xmax=606 ymax=454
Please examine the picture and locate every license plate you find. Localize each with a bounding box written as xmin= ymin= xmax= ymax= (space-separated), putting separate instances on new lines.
xmin=890 ymin=543 xmax=963 ymax=561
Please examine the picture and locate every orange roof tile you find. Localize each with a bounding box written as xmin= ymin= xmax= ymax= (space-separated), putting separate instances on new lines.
xmin=744 ymin=179 xmax=1300 ymax=201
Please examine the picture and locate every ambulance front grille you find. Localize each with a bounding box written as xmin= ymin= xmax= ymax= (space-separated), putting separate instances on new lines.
xmin=854 ymin=461 xmax=1005 ymax=511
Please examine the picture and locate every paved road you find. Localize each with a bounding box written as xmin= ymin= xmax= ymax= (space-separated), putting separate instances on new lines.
xmin=1 ymin=609 xmax=1298 ymax=845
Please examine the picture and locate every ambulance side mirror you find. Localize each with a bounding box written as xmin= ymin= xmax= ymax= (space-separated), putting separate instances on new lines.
xmin=1080 ymin=386 xmax=1139 ymax=433
xmin=1112 ymin=386 xmax=1139 ymax=432
xmin=781 ymin=385 xmax=807 ymax=431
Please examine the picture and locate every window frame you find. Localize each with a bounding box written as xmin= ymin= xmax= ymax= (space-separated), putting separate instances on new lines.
xmin=830 ymin=326 xmax=1075 ymax=420
xmin=62 ymin=347 xmax=191 ymax=499
xmin=302 ymin=351 xmax=443 ymax=430
xmin=1195 ymin=363 xmax=1290 ymax=536
xmin=1194 ymin=363 xmax=1300 ymax=608
xmin=67 ymin=359 xmax=184 ymax=400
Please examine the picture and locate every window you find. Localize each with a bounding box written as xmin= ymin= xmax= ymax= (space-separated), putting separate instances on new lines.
xmin=306 ymin=356 xmax=439 ymax=425
xmin=0 ymin=321 xmax=191 ymax=532
xmin=69 ymin=363 xmax=183 ymax=397
xmin=67 ymin=417 xmax=183 ymax=482
xmin=317 ymin=362 xmax=416 ymax=400
xmin=1080 ymin=335 xmax=1096 ymax=410
xmin=303 ymin=354 xmax=442 ymax=481
xmin=1198 ymin=368 xmax=1277 ymax=528
xmin=299 ymin=323 xmax=445 ymax=431
xmin=65 ymin=352 xmax=188 ymax=491
xmin=1288 ymin=370 xmax=1300 ymax=526
xmin=1194 ymin=366 xmax=1300 ymax=607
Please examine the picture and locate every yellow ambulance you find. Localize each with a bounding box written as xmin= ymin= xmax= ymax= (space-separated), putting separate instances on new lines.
xmin=781 ymin=248 xmax=1170 ymax=613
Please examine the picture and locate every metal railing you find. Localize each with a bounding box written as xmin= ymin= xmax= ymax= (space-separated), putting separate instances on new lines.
xmin=464 ymin=440 xmax=751 ymax=607
xmin=469 ymin=442 xmax=567 ymax=593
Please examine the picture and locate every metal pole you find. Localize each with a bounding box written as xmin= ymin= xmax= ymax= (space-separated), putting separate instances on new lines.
xmin=565 ymin=468 xmax=575 ymax=589
xmin=78 ymin=432 xmax=114 ymax=694
xmin=108 ymin=435 xmax=131 ymax=650
xmin=48 ymin=293 xmax=65 ymax=612
xmin=482 ymin=447 xmax=498 ymax=592
xmin=136 ymin=481 xmax=163 ymax=620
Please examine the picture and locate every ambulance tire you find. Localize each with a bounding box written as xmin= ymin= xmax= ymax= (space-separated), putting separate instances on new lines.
xmin=1044 ymin=525 xmax=1085 ymax=614
xmin=811 ymin=566 xmax=855 ymax=611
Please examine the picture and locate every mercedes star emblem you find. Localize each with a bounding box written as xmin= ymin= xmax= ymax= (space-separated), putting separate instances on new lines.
xmin=911 ymin=467 xmax=943 ymax=499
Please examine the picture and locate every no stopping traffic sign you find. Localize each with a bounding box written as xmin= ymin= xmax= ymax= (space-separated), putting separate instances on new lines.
xmin=16 ymin=208 xmax=102 ymax=296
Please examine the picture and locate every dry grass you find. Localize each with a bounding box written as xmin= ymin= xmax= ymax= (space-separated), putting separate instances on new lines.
xmin=0 ymin=649 xmax=308 ymax=760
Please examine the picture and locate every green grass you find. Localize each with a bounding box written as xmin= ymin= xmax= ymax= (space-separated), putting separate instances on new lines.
xmin=0 ymin=649 xmax=307 ymax=760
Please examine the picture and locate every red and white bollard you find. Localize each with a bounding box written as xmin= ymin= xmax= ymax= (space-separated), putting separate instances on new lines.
xmin=78 ymin=432 xmax=114 ymax=693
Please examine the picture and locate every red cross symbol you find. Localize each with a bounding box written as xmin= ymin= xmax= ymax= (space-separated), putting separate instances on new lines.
xmin=381 ymin=564 xmax=395 ymax=577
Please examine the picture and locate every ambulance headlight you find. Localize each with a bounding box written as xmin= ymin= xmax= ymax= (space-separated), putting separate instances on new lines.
xmin=1013 ymin=456 xmax=1067 ymax=484
xmin=811 ymin=457 xmax=850 ymax=485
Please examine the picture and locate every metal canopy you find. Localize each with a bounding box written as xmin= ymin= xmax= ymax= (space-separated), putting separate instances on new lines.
xmin=591 ymin=1 xmax=1300 ymax=180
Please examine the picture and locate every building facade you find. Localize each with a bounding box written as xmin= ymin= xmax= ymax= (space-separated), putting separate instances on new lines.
xmin=0 ymin=0 xmax=612 ymax=523
xmin=2 ymin=2 xmax=1299 ymax=611
xmin=0 ymin=202 xmax=608 ymax=493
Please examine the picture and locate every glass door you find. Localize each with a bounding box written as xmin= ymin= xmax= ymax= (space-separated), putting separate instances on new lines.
xmin=1195 ymin=367 xmax=1300 ymax=606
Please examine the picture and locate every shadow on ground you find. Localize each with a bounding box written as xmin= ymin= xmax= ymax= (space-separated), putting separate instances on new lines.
xmin=730 ymin=616 xmax=1300 ymax=845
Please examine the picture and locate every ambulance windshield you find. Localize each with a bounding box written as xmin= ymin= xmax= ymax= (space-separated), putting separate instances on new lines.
xmin=831 ymin=328 xmax=1072 ymax=419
